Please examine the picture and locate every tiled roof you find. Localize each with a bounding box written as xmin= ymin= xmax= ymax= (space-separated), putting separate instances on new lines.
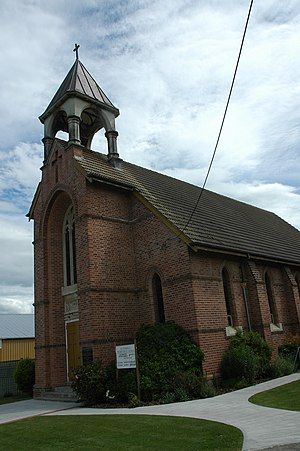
xmin=40 ymin=59 xmax=118 ymax=121
xmin=0 ymin=314 xmax=34 ymax=339
xmin=73 ymin=145 xmax=300 ymax=265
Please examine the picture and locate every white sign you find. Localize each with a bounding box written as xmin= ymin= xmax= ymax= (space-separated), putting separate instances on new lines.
xmin=116 ymin=344 xmax=136 ymax=369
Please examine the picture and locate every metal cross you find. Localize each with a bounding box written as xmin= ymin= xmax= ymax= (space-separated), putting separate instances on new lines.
xmin=73 ymin=43 xmax=80 ymax=60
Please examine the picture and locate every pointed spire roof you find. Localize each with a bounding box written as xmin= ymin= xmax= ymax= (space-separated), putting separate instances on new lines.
xmin=39 ymin=59 xmax=119 ymax=122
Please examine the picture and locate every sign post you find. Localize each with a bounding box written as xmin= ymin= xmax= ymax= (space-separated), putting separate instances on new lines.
xmin=115 ymin=342 xmax=141 ymax=400
xmin=134 ymin=338 xmax=141 ymax=401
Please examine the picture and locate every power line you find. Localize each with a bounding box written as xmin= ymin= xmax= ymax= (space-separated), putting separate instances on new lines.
xmin=182 ymin=0 xmax=254 ymax=234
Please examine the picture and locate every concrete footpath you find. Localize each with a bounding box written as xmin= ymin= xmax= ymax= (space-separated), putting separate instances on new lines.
xmin=0 ymin=399 xmax=78 ymax=424
xmin=48 ymin=372 xmax=300 ymax=451
xmin=0 ymin=374 xmax=299 ymax=450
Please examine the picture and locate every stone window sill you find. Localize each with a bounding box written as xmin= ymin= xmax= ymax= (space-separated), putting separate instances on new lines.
xmin=270 ymin=322 xmax=283 ymax=333
xmin=225 ymin=325 xmax=243 ymax=337
xmin=61 ymin=284 xmax=77 ymax=297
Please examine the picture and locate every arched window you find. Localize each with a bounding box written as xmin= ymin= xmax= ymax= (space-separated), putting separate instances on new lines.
xmin=222 ymin=268 xmax=234 ymax=326
xmin=265 ymin=272 xmax=277 ymax=324
xmin=152 ymin=274 xmax=165 ymax=323
xmin=63 ymin=205 xmax=77 ymax=287
xmin=296 ymin=275 xmax=300 ymax=298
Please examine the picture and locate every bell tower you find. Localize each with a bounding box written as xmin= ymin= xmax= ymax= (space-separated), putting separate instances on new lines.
xmin=39 ymin=44 xmax=120 ymax=162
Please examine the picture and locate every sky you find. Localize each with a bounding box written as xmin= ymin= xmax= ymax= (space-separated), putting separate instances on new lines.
xmin=0 ymin=0 xmax=299 ymax=314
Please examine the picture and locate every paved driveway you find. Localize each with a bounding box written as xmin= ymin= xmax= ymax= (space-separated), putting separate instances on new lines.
xmin=48 ymin=373 xmax=300 ymax=451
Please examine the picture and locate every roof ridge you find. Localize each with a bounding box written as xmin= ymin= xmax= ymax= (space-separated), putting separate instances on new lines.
xmin=69 ymin=60 xmax=78 ymax=91
xmin=82 ymin=147 xmax=280 ymax=217
xmin=60 ymin=143 xmax=300 ymax=231
xmin=132 ymin=165 xmax=277 ymax=216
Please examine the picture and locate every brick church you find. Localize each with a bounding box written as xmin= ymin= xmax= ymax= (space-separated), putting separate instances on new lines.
xmin=28 ymin=51 xmax=300 ymax=398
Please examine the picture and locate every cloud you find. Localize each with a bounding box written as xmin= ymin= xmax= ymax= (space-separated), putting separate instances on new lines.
xmin=0 ymin=214 xmax=33 ymax=314
xmin=0 ymin=0 xmax=300 ymax=312
xmin=0 ymin=286 xmax=33 ymax=314
xmin=0 ymin=142 xmax=40 ymax=313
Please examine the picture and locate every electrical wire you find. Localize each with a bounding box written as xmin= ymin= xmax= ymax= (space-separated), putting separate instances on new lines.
xmin=182 ymin=0 xmax=254 ymax=234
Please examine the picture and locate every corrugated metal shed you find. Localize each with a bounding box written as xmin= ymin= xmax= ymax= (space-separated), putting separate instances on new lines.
xmin=0 ymin=314 xmax=34 ymax=339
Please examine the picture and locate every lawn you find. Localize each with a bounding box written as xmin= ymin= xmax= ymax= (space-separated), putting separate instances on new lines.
xmin=0 ymin=415 xmax=243 ymax=450
xmin=249 ymin=380 xmax=300 ymax=412
xmin=0 ymin=394 xmax=30 ymax=405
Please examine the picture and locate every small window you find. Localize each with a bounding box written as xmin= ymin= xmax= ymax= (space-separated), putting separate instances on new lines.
xmin=63 ymin=205 xmax=77 ymax=287
xmin=222 ymin=268 xmax=234 ymax=326
xmin=152 ymin=274 xmax=165 ymax=323
xmin=82 ymin=347 xmax=93 ymax=365
xmin=265 ymin=272 xmax=277 ymax=324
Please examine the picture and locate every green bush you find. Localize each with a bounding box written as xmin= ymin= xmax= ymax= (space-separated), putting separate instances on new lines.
xmin=279 ymin=334 xmax=300 ymax=370
xmin=172 ymin=371 xmax=216 ymax=400
xmin=268 ymin=356 xmax=294 ymax=378
xmin=73 ymin=322 xmax=205 ymax=405
xmin=128 ymin=393 xmax=142 ymax=408
xmin=71 ymin=362 xmax=106 ymax=405
xmin=14 ymin=359 xmax=35 ymax=395
xmin=105 ymin=362 xmax=137 ymax=403
xmin=221 ymin=377 xmax=251 ymax=390
xmin=221 ymin=344 xmax=259 ymax=384
xmin=161 ymin=392 xmax=176 ymax=404
xmin=279 ymin=344 xmax=299 ymax=369
xmin=229 ymin=331 xmax=272 ymax=377
xmin=136 ymin=322 xmax=204 ymax=402
xmin=196 ymin=379 xmax=216 ymax=398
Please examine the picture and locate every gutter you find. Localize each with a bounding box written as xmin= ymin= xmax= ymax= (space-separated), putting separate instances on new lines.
xmin=88 ymin=176 xmax=134 ymax=192
xmin=192 ymin=242 xmax=300 ymax=268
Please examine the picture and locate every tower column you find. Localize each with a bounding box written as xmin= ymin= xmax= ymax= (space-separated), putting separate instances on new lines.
xmin=105 ymin=130 xmax=119 ymax=159
xmin=42 ymin=137 xmax=54 ymax=161
xmin=68 ymin=116 xmax=81 ymax=145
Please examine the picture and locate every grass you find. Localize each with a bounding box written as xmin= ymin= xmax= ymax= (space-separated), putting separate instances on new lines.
xmin=0 ymin=415 xmax=243 ymax=450
xmin=0 ymin=394 xmax=30 ymax=405
xmin=249 ymin=380 xmax=300 ymax=411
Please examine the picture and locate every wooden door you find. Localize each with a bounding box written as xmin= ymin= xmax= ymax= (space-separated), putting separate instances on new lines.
xmin=66 ymin=321 xmax=81 ymax=380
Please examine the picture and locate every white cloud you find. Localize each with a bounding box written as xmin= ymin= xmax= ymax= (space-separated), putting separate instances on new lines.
xmin=211 ymin=181 xmax=300 ymax=230
xmin=0 ymin=286 xmax=33 ymax=314
xmin=0 ymin=0 xmax=300 ymax=312
xmin=0 ymin=214 xmax=34 ymax=314
xmin=0 ymin=143 xmax=43 ymax=198
xmin=0 ymin=215 xmax=33 ymax=286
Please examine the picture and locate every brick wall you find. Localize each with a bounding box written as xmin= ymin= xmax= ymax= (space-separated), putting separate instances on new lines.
xmin=31 ymin=140 xmax=300 ymax=392
xmin=190 ymin=253 xmax=300 ymax=374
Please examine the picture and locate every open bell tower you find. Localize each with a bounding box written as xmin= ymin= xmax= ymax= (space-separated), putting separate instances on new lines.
xmin=39 ymin=44 xmax=120 ymax=162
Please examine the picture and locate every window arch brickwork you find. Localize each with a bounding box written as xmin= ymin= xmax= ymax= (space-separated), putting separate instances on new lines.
xmin=222 ymin=267 xmax=235 ymax=326
xmin=152 ymin=273 xmax=165 ymax=324
xmin=265 ymin=272 xmax=278 ymax=324
xmin=63 ymin=205 xmax=77 ymax=287
xmin=296 ymin=274 xmax=300 ymax=300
